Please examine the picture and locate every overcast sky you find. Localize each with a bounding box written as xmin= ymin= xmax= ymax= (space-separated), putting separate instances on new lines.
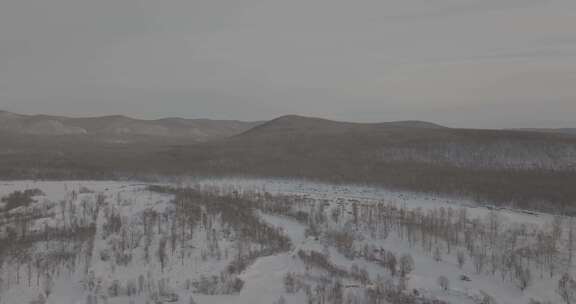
xmin=1 ymin=0 xmax=575 ymax=128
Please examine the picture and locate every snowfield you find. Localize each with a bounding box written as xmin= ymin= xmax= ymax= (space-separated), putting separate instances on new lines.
xmin=0 ymin=179 xmax=574 ymax=304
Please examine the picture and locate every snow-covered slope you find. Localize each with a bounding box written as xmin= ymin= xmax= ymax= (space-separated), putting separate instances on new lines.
xmin=0 ymin=179 xmax=573 ymax=304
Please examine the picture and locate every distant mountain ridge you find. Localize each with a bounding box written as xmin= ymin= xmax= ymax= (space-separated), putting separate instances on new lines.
xmin=0 ymin=111 xmax=451 ymax=142
xmin=0 ymin=110 xmax=261 ymax=142
xmin=2 ymin=110 xmax=575 ymax=140
xmin=509 ymin=128 xmax=576 ymax=135
xmin=237 ymin=114 xmax=447 ymax=138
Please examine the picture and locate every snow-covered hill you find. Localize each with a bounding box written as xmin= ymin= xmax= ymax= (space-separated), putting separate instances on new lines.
xmin=0 ymin=179 xmax=574 ymax=304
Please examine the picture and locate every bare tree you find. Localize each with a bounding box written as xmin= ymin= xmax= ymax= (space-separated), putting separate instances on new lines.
xmin=514 ymin=264 xmax=531 ymax=291
xmin=457 ymin=251 xmax=466 ymax=269
xmin=558 ymin=273 xmax=576 ymax=304
xmin=284 ymin=272 xmax=297 ymax=294
xmin=43 ymin=274 xmax=54 ymax=299
xmin=568 ymin=219 xmax=576 ymax=267
xmin=434 ymin=247 xmax=442 ymax=262
xmin=399 ymin=254 xmax=415 ymax=278
xmin=158 ymin=237 xmax=168 ymax=273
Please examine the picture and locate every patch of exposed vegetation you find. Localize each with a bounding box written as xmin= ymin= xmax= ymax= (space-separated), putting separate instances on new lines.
xmin=1 ymin=188 xmax=44 ymax=211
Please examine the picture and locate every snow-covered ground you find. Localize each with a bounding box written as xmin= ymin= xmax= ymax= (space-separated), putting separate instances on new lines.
xmin=0 ymin=179 xmax=573 ymax=304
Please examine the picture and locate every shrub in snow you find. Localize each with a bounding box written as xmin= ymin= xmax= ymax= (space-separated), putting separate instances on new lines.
xmin=192 ymin=275 xmax=244 ymax=295
xmin=437 ymin=276 xmax=449 ymax=291
xmin=28 ymin=294 xmax=46 ymax=304
xmin=108 ymin=279 xmax=121 ymax=297
xmin=160 ymin=292 xmax=179 ymax=302
xmin=274 ymin=296 xmax=287 ymax=304
xmin=478 ymin=291 xmax=498 ymax=304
